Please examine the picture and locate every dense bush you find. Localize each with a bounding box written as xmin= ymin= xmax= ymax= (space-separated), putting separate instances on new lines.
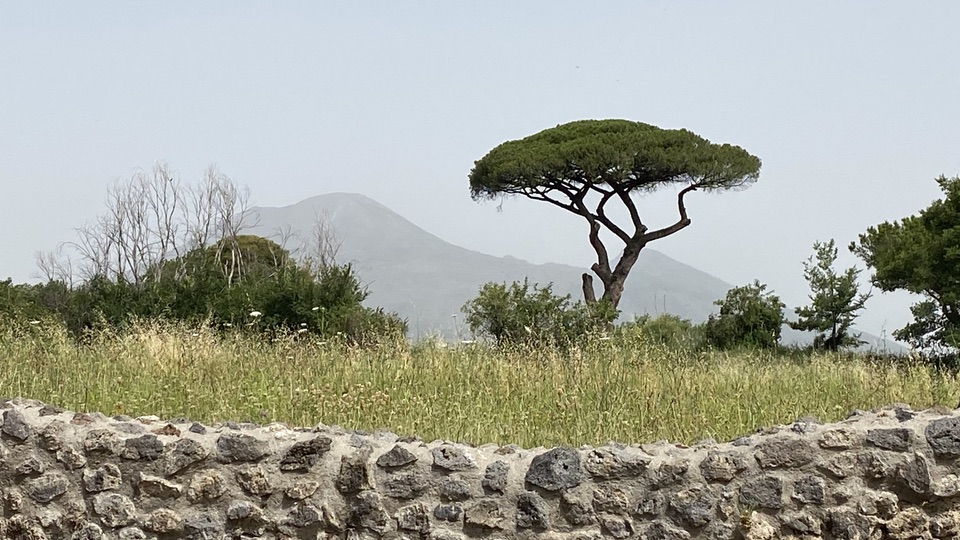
xmin=623 ymin=313 xmax=705 ymax=350
xmin=703 ymin=280 xmax=786 ymax=350
xmin=0 ymin=235 xmax=406 ymax=344
xmin=461 ymin=279 xmax=617 ymax=347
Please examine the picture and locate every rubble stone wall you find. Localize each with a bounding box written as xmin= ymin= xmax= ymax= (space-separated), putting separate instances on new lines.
xmin=1 ymin=399 xmax=960 ymax=540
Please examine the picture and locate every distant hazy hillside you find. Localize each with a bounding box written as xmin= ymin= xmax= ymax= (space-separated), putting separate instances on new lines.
xmin=249 ymin=193 xmax=902 ymax=351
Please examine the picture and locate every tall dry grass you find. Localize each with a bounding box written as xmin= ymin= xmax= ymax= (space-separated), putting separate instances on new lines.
xmin=0 ymin=320 xmax=955 ymax=448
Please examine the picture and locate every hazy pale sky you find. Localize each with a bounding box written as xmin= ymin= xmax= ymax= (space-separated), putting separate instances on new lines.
xmin=2 ymin=2 xmax=958 ymax=338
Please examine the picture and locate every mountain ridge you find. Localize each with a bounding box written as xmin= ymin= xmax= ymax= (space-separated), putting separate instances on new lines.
xmin=249 ymin=193 xmax=901 ymax=351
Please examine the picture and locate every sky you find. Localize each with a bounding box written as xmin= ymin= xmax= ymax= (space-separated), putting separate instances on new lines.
xmin=2 ymin=2 xmax=958 ymax=339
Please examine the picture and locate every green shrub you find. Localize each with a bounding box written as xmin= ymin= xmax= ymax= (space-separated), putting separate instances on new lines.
xmin=462 ymin=279 xmax=617 ymax=347
xmin=703 ymin=280 xmax=785 ymax=349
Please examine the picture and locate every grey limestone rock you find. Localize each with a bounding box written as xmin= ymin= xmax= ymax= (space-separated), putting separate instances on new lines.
xmin=84 ymin=429 xmax=120 ymax=454
xmin=791 ymin=474 xmax=825 ymax=504
xmin=285 ymin=479 xmax=320 ymax=500
xmin=236 ymin=465 xmax=273 ymax=496
xmin=396 ymin=503 xmax=430 ymax=533
xmin=432 ymin=445 xmax=477 ymax=471
xmin=121 ymin=434 xmax=163 ymax=460
xmin=897 ymin=451 xmax=933 ymax=495
xmin=142 ymin=508 xmax=184 ymax=533
xmin=92 ymin=492 xmax=136 ymax=528
xmin=186 ymin=470 xmax=227 ymax=502
xmin=754 ymin=437 xmax=815 ymax=469
xmin=383 ymin=472 xmax=427 ymax=499
xmin=39 ymin=420 xmax=65 ymax=451
xmin=15 ymin=456 xmax=46 ymax=476
xmin=819 ymin=428 xmax=860 ymax=449
xmin=56 ymin=444 xmax=87 ymax=471
xmin=25 ymin=473 xmax=69 ymax=503
xmin=583 ymin=447 xmax=649 ymax=479
xmin=926 ymin=416 xmax=960 ymax=457
xmin=163 ymin=437 xmax=208 ymax=476
xmin=184 ymin=512 xmax=224 ymax=539
xmin=377 ymin=444 xmax=418 ymax=468
xmin=886 ymin=507 xmax=929 ymax=540
xmin=561 ymin=492 xmax=595 ymax=526
xmin=3 ymin=409 xmax=32 ymax=441
xmin=782 ymin=510 xmax=822 ymax=535
xmin=525 ymin=447 xmax=583 ymax=491
xmin=636 ymin=491 xmax=665 ymax=516
xmin=637 ymin=519 xmax=691 ymax=540
xmin=592 ymin=485 xmax=630 ymax=514
xmin=827 ymin=507 xmax=873 ymax=540
xmin=71 ymin=522 xmax=105 ymax=540
xmin=516 ymin=491 xmax=550 ymax=529
xmin=338 ymin=447 xmax=373 ymax=493
xmin=280 ymin=435 xmax=332 ymax=472
xmin=866 ymin=428 xmax=913 ymax=451
xmin=481 ymin=460 xmax=509 ymax=493
xmin=464 ymin=498 xmax=504 ymax=529
xmin=433 ymin=503 xmax=463 ymax=522
xmin=226 ymin=499 xmax=262 ymax=521
xmin=599 ymin=514 xmax=633 ymax=539
xmin=137 ymin=473 xmax=182 ymax=499
xmin=930 ymin=510 xmax=960 ymax=538
xmin=439 ymin=476 xmax=472 ymax=501
xmin=83 ymin=464 xmax=122 ymax=493
xmin=650 ymin=459 xmax=690 ymax=488
xmin=739 ymin=475 xmax=783 ymax=509
xmin=700 ymin=450 xmax=749 ymax=482
xmin=668 ymin=485 xmax=716 ymax=527
xmin=350 ymin=491 xmax=390 ymax=533
xmin=215 ymin=432 xmax=269 ymax=463
xmin=286 ymin=502 xmax=323 ymax=527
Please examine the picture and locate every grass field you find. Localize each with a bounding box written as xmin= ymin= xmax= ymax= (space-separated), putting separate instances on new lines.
xmin=0 ymin=320 xmax=956 ymax=448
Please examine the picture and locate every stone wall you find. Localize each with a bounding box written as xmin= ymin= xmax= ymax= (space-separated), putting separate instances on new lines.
xmin=1 ymin=399 xmax=960 ymax=540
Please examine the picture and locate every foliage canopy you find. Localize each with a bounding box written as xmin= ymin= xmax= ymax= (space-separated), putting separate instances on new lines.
xmin=704 ymin=280 xmax=785 ymax=350
xmin=469 ymin=120 xmax=761 ymax=308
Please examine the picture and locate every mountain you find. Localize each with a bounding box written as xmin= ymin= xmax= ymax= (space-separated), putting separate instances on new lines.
xmin=248 ymin=193 xmax=902 ymax=351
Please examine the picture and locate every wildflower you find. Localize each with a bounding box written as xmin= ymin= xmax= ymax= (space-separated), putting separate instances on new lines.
xmin=311 ymin=306 xmax=320 ymax=311
xmin=300 ymin=323 xmax=308 ymax=327
xmin=28 ymin=320 xmax=40 ymax=325
xmin=297 ymin=328 xmax=308 ymax=334
xmin=249 ymin=310 xmax=262 ymax=318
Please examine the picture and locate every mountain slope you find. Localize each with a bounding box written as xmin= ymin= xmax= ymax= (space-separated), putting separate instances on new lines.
xmin=249 ymin=193 xmax=902 ymax=351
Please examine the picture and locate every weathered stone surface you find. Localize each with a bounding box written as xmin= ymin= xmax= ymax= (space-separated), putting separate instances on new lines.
xmin=350 ymin=491 xmax=390 ymax=533
xmin=743 ymin=512 xmax=778 ymax=540
xmin=599 ymin=514 xmax=633 ymax=539
xmin=215 ymin=432 xmax=269 ymax=463
xmin=668 ymin=485 xmax=716 ymax=527
xmin=186 ymin=470 xmax=227 ymax=502
xmin=439 ymin=477 xmax=472 ymax=501
xmin=163 ymin=437 xmax=208 ymax=476
xmin=236 ymin=465 xmax=273 ymax=496
xmin=650 ymin=459 xmax=689 ymax=488
xmin=142 ymin=508 xmax=184 ymax=533
xmin=25 ymin=473 xmax=69 ymax=503
xmin=637 ymin=519 xmax=691 ymax=540
xmin=3 ymin=409 xmax=32 ymax=441
xmin=886 ymin=507 xmax=928 ymax=540
xmin=866 ymin=428 xmax=913 ymax=451
xmin=819 ymin=428 xmax=860 ymax=449
xmin=739 ymin=475 xmax=783 ymax=509
xmin=38 ymin=421 xmax=65 ymax=451
xmin=92 ymin=493 xmax=136 ymax=528
xmin=561 ymin=492 xmax=595 ymax=526
xmin=930 ymin=510 xmax=960 ymax=538
xmin=592 ymin=485 xmax=630 ymax=514
xmin=898 ymin=451 xmax=933 ymax=495
xmin=184 ymin=512 xmax=224 ymax=538
xmin=782 ymin=510 xmax=822 ymax=535
xmin=516 ymin=491 xmax=549 ymax=529
xmin=526 ymin=447 xmax=583 ymax=491
xmin=83 ymin=464 xmax=122 ymax=493
xmin=827 ymin=507 xmax=872 ymax=540
xmin=636 ymin=492 xmax=665 ymax=516
xmin=84 ymin=429 xmax=120 ymax=454
xmin=791 ymin=474 xmax=825 ymax=504
xmin=377 ymin=445 xmax=418 ymax=468
xmin=433 ymin=503 xmax=463 ymax=522
xmin=396 ymin=503 xmax=430 ymax=533
xmin=482 ymin=460 xmax=509 ymax=493
xmin=926 ymin=416 xmax=960 ymax=457
xmin=700 ymin=450 xmax=749 ymax=482
xmin=754 ymin=438 xmax=815 ymax=469
xmin=15 ymin=456 xmax=45 ymax=476
xmin=280 ymin=436 xmax=332 ymax=471
xmin=285 ymin=479 xmax=320 ymax=500
xmin=383 ymin=472 xmax=428 ymax=499
xmin=583 ymin=447 xmax=649 ymax=479
xmin=859 ymin=451 xmax=889 ymax=479
xmin=464 ymin=498 xmax=504 ymax=529
xmin=56 ymin=444 xmax=87 ymax=471
xmin=286 ymin=503 xmax=323 ymax=527
xmin=338 ymin=447 xmax=373 ymax=493
xmin=226 ymin=499 xmax=262 ymax=521
xmin=121 ymin=434 xmax=164 ymax=460
xmin=432 ymin=445 xmax=477 ymax=471
xmin=138 ymin=473 xmax=182 ymax=499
